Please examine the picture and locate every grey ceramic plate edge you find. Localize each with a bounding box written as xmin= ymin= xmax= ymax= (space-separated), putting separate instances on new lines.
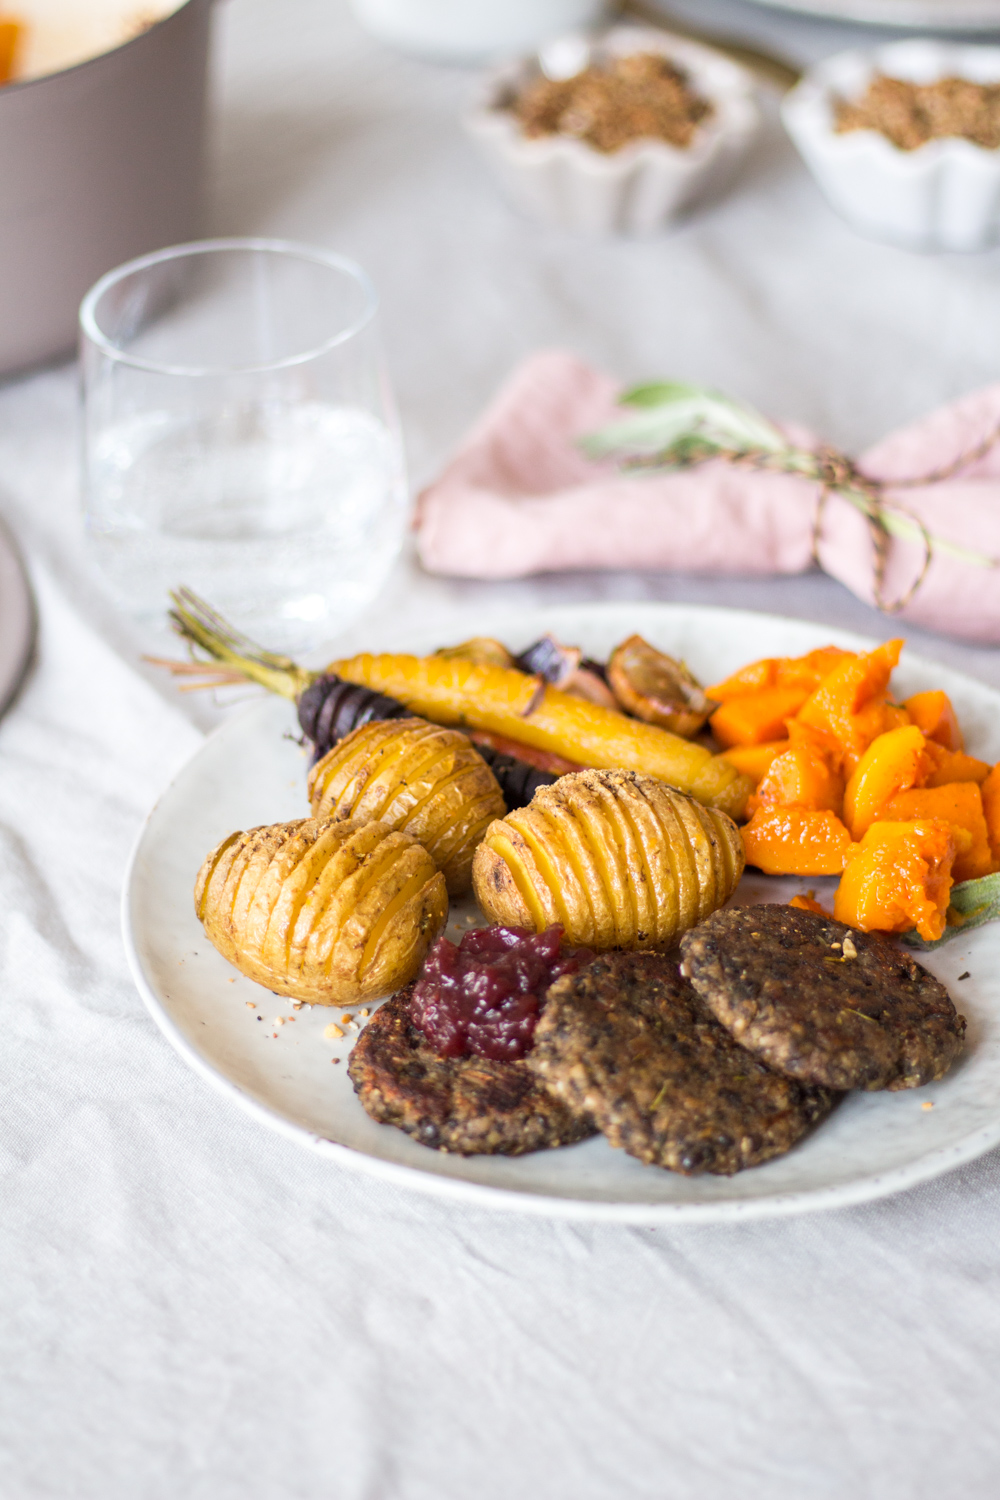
xmin=0 ymin=519 xmax=35 ymax=719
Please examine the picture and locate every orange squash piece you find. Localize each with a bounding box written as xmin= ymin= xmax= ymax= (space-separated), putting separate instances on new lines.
xmin=921 ymin=742 xmax=990 ymax=788
xmin=742 ymin=806 xmax=854 ymax=876
xmin=904 ymin=690 xmax=964 ymax=752
xmin=834 ymin=819 xmax=955 ymax=942
xmin=710 ymin=687 xmax=812 ymax=749
xmin=881 ymin=704 xmax=912 ymax=733
xmin=842 ymin=725 xmax=928 ymax=841
xmin=883 ymin=782 xmax=994 ymax=882
xmin=789 ymin=893 xmax=833 ymax=917
xmin=982 ymin=764 xmax=1000 ymax=865
xmin=795 ymin=639 xmax=903 ymax=775
xmin=720 ymin=741 xmax=787 ymax=783
xmin=776 ymin=647 xmax=857 ymax=693
xmin=708 ymin=646 xmax=853 ymax=702
xmin=706 ymin=658 xmax=777 ymax=702
xmin=751 ymin=741 xmax=844 ymax=816
xmin=785 ymin=717 xmax=843 ymax=758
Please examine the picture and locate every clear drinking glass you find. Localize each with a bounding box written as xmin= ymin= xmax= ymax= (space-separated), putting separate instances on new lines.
xmin=80 ymin=239 xmax=408 ymax=650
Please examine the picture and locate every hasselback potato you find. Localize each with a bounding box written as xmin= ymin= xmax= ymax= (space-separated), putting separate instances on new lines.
xmin=308 ymin=719 xmax=505 ymax=896
xmin=472 ymin=769 xmax=744 ymax=952
xmin=195 ymin=816 xmax=448 ymax=1005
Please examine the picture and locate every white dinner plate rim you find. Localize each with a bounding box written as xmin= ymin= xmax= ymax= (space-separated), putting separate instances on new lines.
xmin=123 ymin=601 xmax=1000 ymax=1224
xmin=741 ymin=0 xmax=1000 ymax=29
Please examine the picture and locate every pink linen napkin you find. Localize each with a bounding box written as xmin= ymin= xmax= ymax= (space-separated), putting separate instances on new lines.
xmin=415 ymin=351 xmax=1000 ymax=644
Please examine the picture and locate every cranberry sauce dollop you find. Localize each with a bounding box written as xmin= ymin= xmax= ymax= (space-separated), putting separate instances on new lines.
xmin=410 ymin=925 xmax=595 ymax=1063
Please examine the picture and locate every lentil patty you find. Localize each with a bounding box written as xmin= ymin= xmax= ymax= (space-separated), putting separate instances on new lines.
xmin=527 ymin=952 xmax=838 ymax=1175
xmin=680 ymin=904 xmax=965 ymax=1092
xmin=348 ymin=990 xmax=595 ymax=1156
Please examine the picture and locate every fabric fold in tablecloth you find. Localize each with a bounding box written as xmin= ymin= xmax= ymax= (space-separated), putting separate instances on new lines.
xmin=415 ymin=351 xmax=1000 ymax=644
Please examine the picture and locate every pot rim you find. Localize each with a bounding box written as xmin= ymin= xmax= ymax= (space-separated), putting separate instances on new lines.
xmin=0 ymin=0 xmax=208 ymax=100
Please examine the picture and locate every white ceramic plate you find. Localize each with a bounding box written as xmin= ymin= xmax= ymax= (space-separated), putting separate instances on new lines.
xmin=123 ymin=603 xmax=1000 ymax=1222
xmin=743 ymin=0 xmax=1000 ymax=29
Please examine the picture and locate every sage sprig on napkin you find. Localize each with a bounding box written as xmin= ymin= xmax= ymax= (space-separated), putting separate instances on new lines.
xmin=583 ymin=382 xmax=996 ymax=583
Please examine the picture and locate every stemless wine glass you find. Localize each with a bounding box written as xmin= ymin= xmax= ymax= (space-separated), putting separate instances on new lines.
xmin=80 ymin=238 xmax=408 ymax=650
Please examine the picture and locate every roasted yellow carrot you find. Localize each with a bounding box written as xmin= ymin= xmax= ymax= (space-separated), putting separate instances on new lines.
xmin=328 ymin=652 xmax=752 ymax=819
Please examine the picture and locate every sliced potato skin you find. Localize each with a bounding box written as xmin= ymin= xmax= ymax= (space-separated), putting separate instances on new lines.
xmin=307 ymin=718 xmax=505 ymax=896
xmin=195 ymin=816 xmax=448 ymax=1005
xmin=472 ymin=769 xmax=744 ymax=952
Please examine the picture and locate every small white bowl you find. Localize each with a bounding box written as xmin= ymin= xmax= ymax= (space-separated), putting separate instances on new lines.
xmin=464 ymin=26 xmax=760 ymax=237
xmin=782 ymin=40 xmax=1000 ymax=252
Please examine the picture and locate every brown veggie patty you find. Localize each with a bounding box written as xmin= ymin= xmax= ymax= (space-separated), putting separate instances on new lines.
xmin=680 ymin=904 xmax=965 ymax=1092
xmin=348 ymin=990 xmax=595 ymax=1156
xmin=527 ymin=951 xmax=838 ymax=1176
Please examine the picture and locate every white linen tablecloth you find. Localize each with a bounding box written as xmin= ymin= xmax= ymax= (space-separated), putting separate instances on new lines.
xmin=4 ymin=2 xmax=1000 ymax=1494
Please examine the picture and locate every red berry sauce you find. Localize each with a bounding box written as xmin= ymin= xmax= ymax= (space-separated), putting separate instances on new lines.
xmin=410 ymin=925 xmax=595 ymax=1062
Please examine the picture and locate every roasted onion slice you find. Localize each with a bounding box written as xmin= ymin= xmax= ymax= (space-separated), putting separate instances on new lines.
xmin=608 ymin=634 xmax=717 ymax=738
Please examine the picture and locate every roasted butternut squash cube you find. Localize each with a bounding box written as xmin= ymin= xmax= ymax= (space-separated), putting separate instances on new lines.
xmin=720 ymin=740 xmax=787 ymax=783
xmin=788 ymin=893 xmax=833 ymax=917
xmin=883 ymin=782 xmax=994 ymax=882
xmin=796 ymin=639 xmax=903 ymax=775
xmin=982 ymin=764 xmax=1000 ymax=866
xmin=904 ymin=690 xmax=964 ymax=752
xmin=708 ymin=646 xmax=853 ymax=702
xmin=881 ymin=704 xmax=912 ymax=732
xmin=834 ymin=819 xmax=955 ymax=943
xmin=741 ymin=806 xmax=854 ymax=876
xmin=921 ymin=742 xmax=990 ymax=788
xmin=842 ymin=725 xmax=928 ymax=841
xmin=752 ymin=741 xmax=844 ymax=815
xmin=709 ymin=686 xmax=811 ymax=748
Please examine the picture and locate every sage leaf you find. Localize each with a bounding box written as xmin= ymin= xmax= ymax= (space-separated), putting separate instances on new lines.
xmin=582 ymin=382 xmax=787 ymax=463
xmin=901 ymin=871 xmax=1000 ymax=951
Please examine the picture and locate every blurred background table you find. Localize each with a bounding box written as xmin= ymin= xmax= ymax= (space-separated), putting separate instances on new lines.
xmin=3 ymin=1 xmax=1000 ymax=1495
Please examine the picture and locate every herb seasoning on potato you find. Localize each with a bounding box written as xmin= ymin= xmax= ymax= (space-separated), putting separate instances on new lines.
xmin=472 ymin=768 xmax=744 ymax=951
xmin=308 ymin=718 xmax=505 ymax=896
xmin=194 ymin=816 xmax=448 ymax=1005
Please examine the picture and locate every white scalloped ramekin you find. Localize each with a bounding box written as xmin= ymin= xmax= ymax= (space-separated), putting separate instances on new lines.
xmin=464 ymin=26 xmax=760 ymax=237
xmin=782 ymin=40 xmax=1000 ymax=252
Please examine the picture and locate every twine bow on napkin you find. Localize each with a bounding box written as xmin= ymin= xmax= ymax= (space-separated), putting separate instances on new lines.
xmin=414 ymin=351 xmax=1000 ymax=644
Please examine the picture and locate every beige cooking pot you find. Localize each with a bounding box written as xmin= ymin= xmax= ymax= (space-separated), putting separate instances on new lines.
xmin=0 ymin=0 xmax=213 ymax=378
